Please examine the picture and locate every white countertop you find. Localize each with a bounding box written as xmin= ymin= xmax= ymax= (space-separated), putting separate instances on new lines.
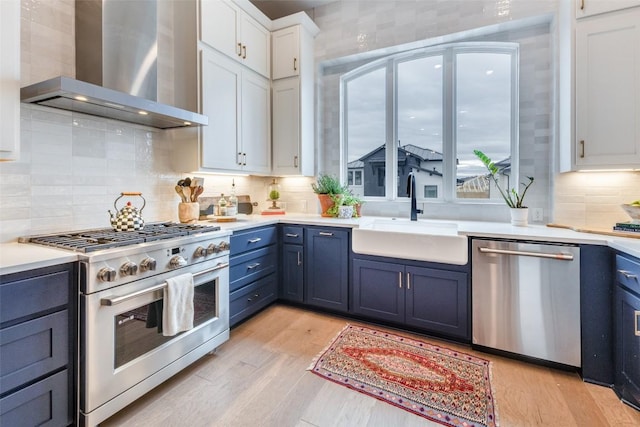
xmin=2 ymin=214 xmax=639 ymax=274
xmin=0 ymin=242 xmax=79 ymax=276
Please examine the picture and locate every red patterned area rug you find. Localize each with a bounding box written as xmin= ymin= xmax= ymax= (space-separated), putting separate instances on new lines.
xmin=308 ymin=324 xmax=498 ymax=427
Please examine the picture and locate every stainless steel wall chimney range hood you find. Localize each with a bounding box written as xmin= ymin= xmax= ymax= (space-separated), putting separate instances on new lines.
xmin=20 ymin=0 xmax=207 ymax=129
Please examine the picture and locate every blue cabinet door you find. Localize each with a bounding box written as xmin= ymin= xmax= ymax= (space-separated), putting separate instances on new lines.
xmin=304 ymin=227 xmax=349 ymax=312
xmin=352 ymin=259 xmax=404 ymax=323
xmin=405 ymin=265 xmax=468 ymax=339
xmin=615 ymin=285 xmax=640 ymax=409
xmin=281 ymin=243 xmax=304 ymax=302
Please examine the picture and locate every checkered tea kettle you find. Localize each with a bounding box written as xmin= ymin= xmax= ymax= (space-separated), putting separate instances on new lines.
xmin=109 ymin=192 xmax=146 ymax=231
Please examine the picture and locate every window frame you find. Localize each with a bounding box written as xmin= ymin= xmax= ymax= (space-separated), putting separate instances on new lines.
xmin=340 ymin=41 xmax=519 ymax=204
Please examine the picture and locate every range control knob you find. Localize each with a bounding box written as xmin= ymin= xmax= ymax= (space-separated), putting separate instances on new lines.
xmin=194 ymin=246 xmax=207 ymax=258
xmin=217 ymin=241 xmax=230 ymax=252
xmin=206 ymin=243 xmax=217 ymax=255
xmin=120 ymin=262 xmax=138 ymax=276
xmin=97 ymin=267 xmax=117 ymax=282
xmin=170 ymin=255 xmax=188 ymax=268
xmin=140 ymin=257 xmax=157 ymax=272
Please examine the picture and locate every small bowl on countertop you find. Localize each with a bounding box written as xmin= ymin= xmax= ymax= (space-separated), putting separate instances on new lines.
xmin=621 ymin=204 xmax=640 ymax=224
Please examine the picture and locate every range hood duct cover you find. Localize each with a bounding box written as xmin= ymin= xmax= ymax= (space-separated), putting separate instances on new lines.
xmin=20 ymin=0 xmax=207 ymax=129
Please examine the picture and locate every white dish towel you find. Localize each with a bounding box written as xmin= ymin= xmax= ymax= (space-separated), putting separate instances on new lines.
xmin=162 ymin=273 xmax=195 ymax=336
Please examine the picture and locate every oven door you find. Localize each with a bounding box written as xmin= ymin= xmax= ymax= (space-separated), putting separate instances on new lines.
xmin=80 ymin=257 xmax=229 ymax=415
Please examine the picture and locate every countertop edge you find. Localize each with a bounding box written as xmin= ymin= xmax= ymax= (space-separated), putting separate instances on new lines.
xmin=3 ymin=215 xmax=639 ymax=273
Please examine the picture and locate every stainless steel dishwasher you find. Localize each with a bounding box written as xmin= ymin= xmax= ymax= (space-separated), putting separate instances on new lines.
xmin=472 ymin=239 xmax=581 ymax=367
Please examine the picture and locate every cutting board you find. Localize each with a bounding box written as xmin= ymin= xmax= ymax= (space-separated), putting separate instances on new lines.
xmin=547 ymin=223 xmax=640 ymax=239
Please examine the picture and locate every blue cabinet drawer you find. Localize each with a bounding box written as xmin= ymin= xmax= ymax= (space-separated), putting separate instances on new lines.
xmin=282 ymin=226 xmax=303 ymax=244
xmin=616 ymin=254 xmax=640 ymax=295
xmin=230 ymin=274 xmax=277 ymax=326
xmin=0 ymin=266 xmax=70 ymax=325
xmin=230 ymin=246 xmax=277 ymax=292
xmin=230 ymin=226 xmax=277 ymax=256
xmin=0 ymin=310 xmax=68 ymax=395
xmin=0 ymin=369 xmax=70 ymax=427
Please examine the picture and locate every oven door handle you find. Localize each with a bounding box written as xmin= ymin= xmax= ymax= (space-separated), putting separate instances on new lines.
xmin=100 ymin=262 xmax=229 ymax=306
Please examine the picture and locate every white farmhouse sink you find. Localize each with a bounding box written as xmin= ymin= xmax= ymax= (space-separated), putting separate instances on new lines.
xmin=352 ymin=218 xmax=468 ymax=265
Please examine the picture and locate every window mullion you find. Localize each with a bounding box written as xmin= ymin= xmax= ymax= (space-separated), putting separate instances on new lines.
xmin=442 ymin=50 xmax=456 ymax=202
xmin=387 ymin=60 xmax=397 ymax=200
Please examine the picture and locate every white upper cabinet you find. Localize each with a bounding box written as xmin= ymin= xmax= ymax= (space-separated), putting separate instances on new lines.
xmin=200 ymin=0 xmax=270 ymax=78
xmin=198 ymin=49 xmax=270 ymax=174
xmin=576 ymin=0 xmax=640 ymax=18
xmin=272 ymin=26 xmax=300 ymax=80
xmin=0 ymin=0 xmax=20 ymax=161
xmin=575 ymin=7 xmax=640 ymax=169
xmin=271 ymin=18 xmax=319 ymax=176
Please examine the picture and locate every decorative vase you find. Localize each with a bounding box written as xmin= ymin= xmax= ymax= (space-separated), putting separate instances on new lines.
xmin=354 ymin=203 xmax=362 ymax=218
xmin=178 ymin=202 xmax=200 ymax=223
xmin=317 ymin=194 xmax=335 ymax=217
xmin=510 ymin=207 xmax=529 ymax=227
xmin=338 ymin=205 xmax=354 ymax=219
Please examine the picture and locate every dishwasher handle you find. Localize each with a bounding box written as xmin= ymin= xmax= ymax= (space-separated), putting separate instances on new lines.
xmin=478 ymin=246 xmax=574 ymax=261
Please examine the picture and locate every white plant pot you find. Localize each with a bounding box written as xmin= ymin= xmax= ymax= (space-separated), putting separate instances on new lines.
xmin=338 ymin=205 xmax=354 ymax=219
xmin=510 ymin=207 xmax=529 ymax=227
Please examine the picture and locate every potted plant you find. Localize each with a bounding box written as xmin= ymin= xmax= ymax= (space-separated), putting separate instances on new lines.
xmin=474 ymin=149 xmax=534 ymax=226
xmin=342 ymin=193 xmax=364 ymax=218
xmin=311 ymin=174 xmax=345 ymax=217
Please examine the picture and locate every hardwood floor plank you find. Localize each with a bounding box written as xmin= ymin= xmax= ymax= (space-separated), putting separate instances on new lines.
xmin=100 ymin=304 xmax=640 ymax=427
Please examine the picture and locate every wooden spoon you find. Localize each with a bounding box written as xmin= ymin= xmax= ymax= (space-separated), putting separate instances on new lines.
xmin=193 ymin=186 xmax=204 ymax=202
xmin=182 ymin=186 xmax=192 ymax=203
xmin=175 ymin=185 xmax=186 ymax=202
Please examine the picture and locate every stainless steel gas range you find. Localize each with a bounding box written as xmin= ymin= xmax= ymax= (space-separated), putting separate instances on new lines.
xmin=21 ymin=222 xmax=231 ymax=426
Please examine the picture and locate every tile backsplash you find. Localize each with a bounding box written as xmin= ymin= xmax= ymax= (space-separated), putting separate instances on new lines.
xmin=554 ymin=171 xmax=640 ymax=228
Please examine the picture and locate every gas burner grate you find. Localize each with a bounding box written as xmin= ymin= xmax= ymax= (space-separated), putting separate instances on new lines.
xmin=21 ymin=222 xmax=221 ymax=253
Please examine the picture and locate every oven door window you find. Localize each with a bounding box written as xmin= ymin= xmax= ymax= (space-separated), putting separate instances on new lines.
xmin=114 ymin=279 xmax=218 ymax=368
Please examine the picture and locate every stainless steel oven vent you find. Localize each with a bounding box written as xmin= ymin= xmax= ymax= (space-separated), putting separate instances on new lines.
xmin=20 ymin=0 xmax=207 ymax=129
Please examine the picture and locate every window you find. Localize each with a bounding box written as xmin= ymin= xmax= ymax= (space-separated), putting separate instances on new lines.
xmin=347 ymin=170 xmax=363 ymax=186
xmin=424 ymin=185 xmax=438 ymax=198
xmin=342 ymin=43 xmax=518 ymax=202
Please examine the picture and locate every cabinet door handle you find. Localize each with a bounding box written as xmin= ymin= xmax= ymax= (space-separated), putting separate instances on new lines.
xmin=618 ymin=269 xmax=638 ymax=280
xmin=247 ymin=262 xmax=261 ymax=270
xmin=406 ymin=272 xmax=411 ymax=290
xmin=635 ymin=311 xmax=640 ymax=336
xmin=294 ymin=155 xmax=299 ymax=168
xmin=286 ymin=233 xmax=299 ymax=238
xmin=297 ymin=251 xmax=302 ymax=266
xmin=294 ymin=57 xmax=297 ymax=71
xmin=248 ymin=237 xmax=262 ymax=243
xmin=237 ymin=42 xmax=242 ymax=57
xmin=580 ymin=0 xmax=585 ymax=10
xmin=237 ymin=152 xmax=243 ymax=165
xmin=398 ymin=271 xmax=402 ymax=288
xmin=319 ymin=232 xmax=333 ymax=236
xmin=242 ymin=45 xmax=247 ymax=59
xmin=579 ymin=140 xmax=585 ymax=158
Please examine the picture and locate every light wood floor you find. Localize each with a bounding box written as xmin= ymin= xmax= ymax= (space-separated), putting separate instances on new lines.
xmin=101 ymin=304 xmax=640 ymax=426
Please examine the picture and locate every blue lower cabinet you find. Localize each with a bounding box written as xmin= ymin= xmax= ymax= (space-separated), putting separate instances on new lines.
xmin=352 ymin=258 xmax=469 ymax=341
xmin=230 ymin=274 xmax=278 ymax=327
xmin=352 ymin=259 xmax=404 ymax=323
xmin=304 ymin=227 xmax=350 ymax=313
xmin=404 ymin=265 xmax=468 ymax=338
xmin=281 ymin=243 xmax=304 ymax=303
xmin=0 ymin=263 xmax=76 ymax=427
xmin=614 ymin=253 xmax=640 ymax=410
xmin=229 ymin=225 xmax=278 ymax=326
